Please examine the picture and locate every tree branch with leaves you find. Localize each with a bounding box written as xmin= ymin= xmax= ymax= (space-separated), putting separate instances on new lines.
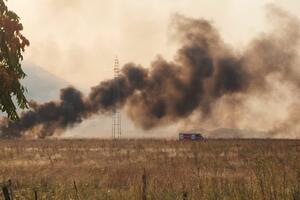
xmin=0 ymin=0 xmax=29 ymax=120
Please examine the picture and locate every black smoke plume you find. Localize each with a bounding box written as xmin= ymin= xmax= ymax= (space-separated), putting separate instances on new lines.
xmin=1 ymin=5 xmax=300 ymax=138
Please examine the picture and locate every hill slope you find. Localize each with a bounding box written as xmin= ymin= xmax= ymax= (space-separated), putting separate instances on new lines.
xmin=22 ymin=64 xmax=70 ymax=102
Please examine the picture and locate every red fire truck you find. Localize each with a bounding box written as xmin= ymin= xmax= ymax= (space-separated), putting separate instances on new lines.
xmin=179 ymin=133 xmax=204 ymax=141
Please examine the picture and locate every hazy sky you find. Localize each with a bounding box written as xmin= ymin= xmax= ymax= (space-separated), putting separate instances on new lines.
xmin=5 ymin=0 xmax=300 ymax=138
xmin=7 ymin=0 xmax=300 ymax=88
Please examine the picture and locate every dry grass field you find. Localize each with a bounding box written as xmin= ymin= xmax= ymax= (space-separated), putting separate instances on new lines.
xmin=0 ymin=139 xmax=300 ymax=200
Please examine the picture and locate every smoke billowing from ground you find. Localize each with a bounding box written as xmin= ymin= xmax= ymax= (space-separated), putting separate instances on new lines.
xmin=1 ymin=5 xmax=300 ymax=138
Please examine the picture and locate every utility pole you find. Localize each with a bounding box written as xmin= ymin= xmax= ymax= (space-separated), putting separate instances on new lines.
xmin=112 ymin=57 xmax=121 ymax=139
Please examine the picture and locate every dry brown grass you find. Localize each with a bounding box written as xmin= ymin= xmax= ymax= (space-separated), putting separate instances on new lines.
xmin=0 ymin=139 xmax=299 ymax=199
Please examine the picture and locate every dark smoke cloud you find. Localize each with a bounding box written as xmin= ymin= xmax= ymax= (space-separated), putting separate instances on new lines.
xmin=0 ymin=87 xmax=89 ymax=138
xmin=1 ymin=5 xmax=300 ymax=138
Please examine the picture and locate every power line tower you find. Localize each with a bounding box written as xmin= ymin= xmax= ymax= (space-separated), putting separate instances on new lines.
xmin=112 ymin=57 xmax=122 ymax=139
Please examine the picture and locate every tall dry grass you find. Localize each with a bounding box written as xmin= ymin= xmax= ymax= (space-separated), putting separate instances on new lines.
xmin=0 ymin=139 xmax=299 ymax=199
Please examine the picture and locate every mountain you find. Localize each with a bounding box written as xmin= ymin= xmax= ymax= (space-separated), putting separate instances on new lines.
xmin=21 ymin=64 xmax=70 ymax=102
xmin=208 ymin=128 xmax=268 ymax=139
xmin=183 ymin=127 xmax=269 ymax=138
